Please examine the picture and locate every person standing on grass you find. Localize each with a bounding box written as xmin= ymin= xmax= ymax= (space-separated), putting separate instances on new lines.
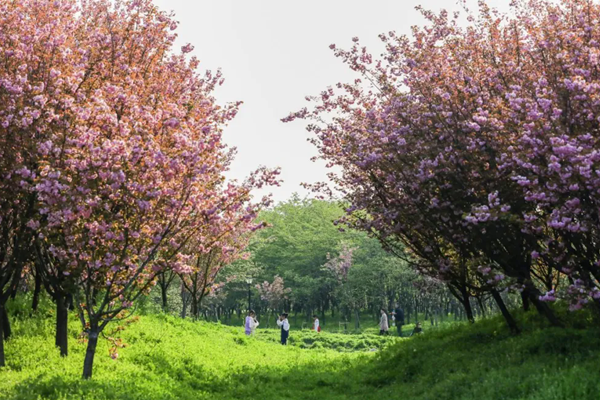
xmin=313 ymin=314 xmax=320 ymax=332
xmin=379 ymin=308 xmax=389 ymax=336
xmin=244 ymin=310 xmax=258 ymax=336
xmin=394 ymin=305 xmax=405 ymax=337
xmin=250 ymin=312 xmax=259 ymax=335
xmin=277 ymin=313 xmax=290 ymax=345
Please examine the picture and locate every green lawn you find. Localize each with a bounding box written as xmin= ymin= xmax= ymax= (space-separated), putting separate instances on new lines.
xmin=1 ymin=307 xmax=599 ymax=399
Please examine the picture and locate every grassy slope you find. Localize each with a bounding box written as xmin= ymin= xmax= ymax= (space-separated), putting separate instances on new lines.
xmin=0 ymin=309 xmax=599 ymax=400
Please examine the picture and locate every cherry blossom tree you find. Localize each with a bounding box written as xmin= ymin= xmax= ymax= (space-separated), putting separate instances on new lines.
xmin=286 ymin=0 xmax=600 ymax=327
xmin=256 ymin=275 xmax=291 ymax=327
xmin=322 ymin=244 xmax=359 ymax=328
xmin=179 ymin=173 xmax=276 ymax=320
xmin=0 ymin=0 xmax=278 ymax=378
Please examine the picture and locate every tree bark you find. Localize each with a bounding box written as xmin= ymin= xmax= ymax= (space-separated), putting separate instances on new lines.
xmin=461 ymin=297 xmax=474 ymax=323
xmin=527 ymin=285 xmax=562 ymax=327
xmin=67 ymin=293 xmax=74 ymax=311
xmin=476 ymin=296 xmax=487 ymax=318
xmin=1 ymin=307 xmax=10 ymax=340
xmin=490 ymin=289 xmax=520 ymax=334
xmin=82 ymin=328 xmax=99 ymax=379
xmin=354 ymin=308 xmax=360 ymax=330
xmin=160 ymin=280 xmax=168 ymax=312
xmin=191 ymin=298 xmax=198 ymax=320
xmin=55 ymin=293 xmax=69 ymax=357
xmin=520 ymin=289 xmax=530 ymax=312
xmin=450 ymin=285 xmax=474 ymax=323
xmin=0 ymin=305 xmax=5 ymax=367
xmin=32 ymin=271 xmax=41 ymax=312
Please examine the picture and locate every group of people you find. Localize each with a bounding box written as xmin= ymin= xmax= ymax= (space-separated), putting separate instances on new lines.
xmin=245 ymin=310 xmax=320 ymax=345
xmin=245 ymin=307 xmax=421 ymax=344
xmin=379 ymin=306 xmax=423 ymax=337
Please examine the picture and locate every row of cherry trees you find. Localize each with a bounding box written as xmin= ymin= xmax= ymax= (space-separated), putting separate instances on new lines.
xmin=0 ymin=0 xmax=277 ymax=378
xmin=286 ymin=0 xmax=600 ymax=333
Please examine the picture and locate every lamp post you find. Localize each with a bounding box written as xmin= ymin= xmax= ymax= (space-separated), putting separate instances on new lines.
xmin=245 ymin=277 xmax=253 ymax=311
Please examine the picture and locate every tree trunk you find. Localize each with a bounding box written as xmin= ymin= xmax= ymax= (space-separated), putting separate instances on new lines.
xmin=460 ymin=297 xmax=474 ymax=323
xmin=32 ymin=272 xmax=41 ymax=312
xmin=527 ymin=285 xmax=562 ymax=327
xmin=191 ymin=298 xmax=198 ymax=320
xmin=490 ymin=289 xmax=520 ymax=334
xmin=160 ymin=281 xmax=168 ymax=312
xmin=476 ymin=296 xmax=487 ymax=318
xmin=82 ymin=328 xmax=99 ymax=379
xmin=56 ymin=293 xmax=69 ymax=357
xmin=180 ymin=291 xmax=189 ymax=319
xmin=1 ymin=307 xmax=10 ymax=340
xmin=520 ymin=289 xmax=530 ymax=312
xmin=67 ymin=293 xmax=74 ymax=311
xmin=354 ymin=308 xmax=360 ymax=330
xmin=0 ymin=305 xmax=5 ymax=367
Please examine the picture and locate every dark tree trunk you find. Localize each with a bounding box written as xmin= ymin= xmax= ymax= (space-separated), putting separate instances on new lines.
xmin=67 ymin=293 xmax=74 ymax=311
xmin=491 ymin=289 xmax=520 ymax=334
xmin=160 ymin=280 xmax=168 ymax=312
xmin=520 ymin=289 xmax=530 ymax=312
xmin=476 ymin=296 xmax=487 ymax=318
xmin=180 ymin=302 xmax=187 ymax=319
xmin=82 ymin=328 xmax=99 ymax=379
xmin=0 ymin=305 xmax=5 ymax=367
xmin=180 ymin=290 xmax=190 ymax=319
xmin=1 ymin=307 xmax=10 ymax=340
xmin=191 ymin=298 xmax=199 ymax=320
xmin=450 ymin=285 xmax=474 ymax=323
xmin=56 ymin=293 xmax=69 ymax=357
xmin=527 ymin=285 xmax=562 ymax=327
xmin=32 ymin=271 xmax=42 ymax=312
xmin=461 ymin=297 xmax=474 ymax=323
xmin=354 ymin=308 xmax=360 ymax=330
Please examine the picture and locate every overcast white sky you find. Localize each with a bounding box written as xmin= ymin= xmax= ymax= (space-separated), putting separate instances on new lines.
xmin=153 ymin=0 xmax=509 ymax=203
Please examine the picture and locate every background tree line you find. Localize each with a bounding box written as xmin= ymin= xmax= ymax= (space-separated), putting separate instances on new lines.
xmin=149 ymin=197 xmax=518 ymax=330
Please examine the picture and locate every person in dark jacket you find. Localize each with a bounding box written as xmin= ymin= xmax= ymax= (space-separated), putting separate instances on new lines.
xmin=394 ymin=305 xmax=405 ymax=337
xmin=410 ymin=321 xmax=423 ymax=337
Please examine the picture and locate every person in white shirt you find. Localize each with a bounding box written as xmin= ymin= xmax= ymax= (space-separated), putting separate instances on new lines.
xmin=277 ymin=313 xmax=290 ymax=345
xmin=312 ymin=314 xmax=320 ymax=332
xmin=251 ymin=315 xmax=259 ymax=334
xmin=379 ymin=308 xmax=389 ymax=336
xmin=244 ymin=310 xmax=259 ymax=335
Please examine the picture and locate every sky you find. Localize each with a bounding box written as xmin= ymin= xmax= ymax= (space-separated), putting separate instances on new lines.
xmin=152 ymin=0 xmax=510 ymax=203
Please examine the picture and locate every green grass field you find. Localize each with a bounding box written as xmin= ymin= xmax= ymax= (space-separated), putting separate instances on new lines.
xmin=1 ymin=305 xmax=599 ymax=400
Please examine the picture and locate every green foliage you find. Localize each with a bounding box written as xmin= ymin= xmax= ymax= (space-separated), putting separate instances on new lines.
xmin=253 ymin=329 xmax=395 ymax=352
xmin=1 ymin=309 xmax=599 ymax=399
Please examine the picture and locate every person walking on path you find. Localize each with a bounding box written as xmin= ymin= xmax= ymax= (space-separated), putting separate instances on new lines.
xmin=394 ymin=305 xmax=405 ymax=337
xmin=312 ymin=315 xmax=320 ymax=332
xmin=244 ymin=310 xmax=258 ymax=336
xmin=277 ymin=313 xmax=290 ymax=345
xmin=379 ymin=308 xmax=389 ymax=336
